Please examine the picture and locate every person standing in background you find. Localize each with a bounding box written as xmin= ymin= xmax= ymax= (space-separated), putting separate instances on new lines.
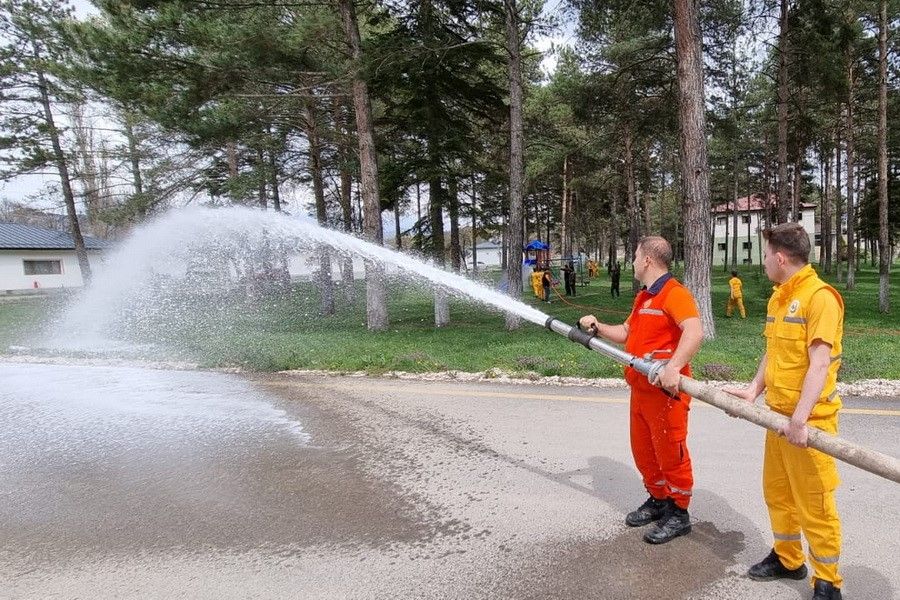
xmin=726 ymin=270 xmax=747 ymax=318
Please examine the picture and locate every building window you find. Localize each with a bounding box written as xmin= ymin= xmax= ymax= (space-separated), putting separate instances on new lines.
xmin=716 ymin=217 xmax=727 ymax=225
xmin=742 ymin=241 xmax=753 ymax=250
xmin=718 ymin=243 xmax=727 ymax=250
xmin=741 ymin=215 xmax=751 ymax=224
xmin=23 ymin=259 xmax=62 ymax=275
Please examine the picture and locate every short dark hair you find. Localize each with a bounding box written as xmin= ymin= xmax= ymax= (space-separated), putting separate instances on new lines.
xmin=637 ymin=236 xmax=673 ymax=268
xmin=731 ymin=270 xmax=738 ymax=277
xmin=762 ymin=222 xmax=810 ymax=263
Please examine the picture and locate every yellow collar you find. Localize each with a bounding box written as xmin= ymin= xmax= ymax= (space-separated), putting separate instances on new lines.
xmin=772 ymin=264 xmax=816 ymax=305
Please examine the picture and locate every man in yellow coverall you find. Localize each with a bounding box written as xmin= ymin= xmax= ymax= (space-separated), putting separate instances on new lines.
xmin=531 ymin=268 xmax=543 ymax=299
xmin=723 ymin=223 xmax=844 ymax=600
xmin=726 ymin=270 xmax=746 ymax=318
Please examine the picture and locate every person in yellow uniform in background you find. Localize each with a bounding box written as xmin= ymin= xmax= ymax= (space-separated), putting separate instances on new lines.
xmin=723 ymin=223 xmax=844 ymax=600
xmin=531 ymin=268 xmax=543 ymax=299
xmin=726 ymin=270 xmax=746 ymax=318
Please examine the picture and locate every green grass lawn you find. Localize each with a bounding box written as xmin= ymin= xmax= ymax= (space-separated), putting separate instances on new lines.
xmin=1 ymin=264 xmax=898 ymax=381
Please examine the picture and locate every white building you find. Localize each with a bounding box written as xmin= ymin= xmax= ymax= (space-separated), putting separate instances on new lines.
xmin=711 ymin=194 xmax=817 ymax=267
xmin=0 ymin=223 xmax=112 ymax=294
xmin=473 ymin=240 xmax=502 ymax=268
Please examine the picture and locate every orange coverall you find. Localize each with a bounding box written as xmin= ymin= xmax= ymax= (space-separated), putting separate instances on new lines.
xmin=623 ymin=275 xmax=699 ymax=509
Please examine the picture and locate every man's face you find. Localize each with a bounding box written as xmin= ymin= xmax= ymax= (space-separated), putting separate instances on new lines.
xmin=633 ymin=246 xmax=648 ymax=280
xmin=763 ymin=242 xmax=782 ymax=283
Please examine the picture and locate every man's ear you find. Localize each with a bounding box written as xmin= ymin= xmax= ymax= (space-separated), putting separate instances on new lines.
xmin=774 ymin=251 xmax=784 ymax=266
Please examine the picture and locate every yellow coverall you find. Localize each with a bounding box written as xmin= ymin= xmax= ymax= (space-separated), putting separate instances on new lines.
xmin=531 ymin=270 xmax=543 ymax=299
xmin=763 ymin=264 xmax=844 ymax=588
xmin=726 ymin=276 xmax=746 ymax=318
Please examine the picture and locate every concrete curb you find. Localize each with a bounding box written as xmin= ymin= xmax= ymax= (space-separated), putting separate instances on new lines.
xmin=2 ymin=354 xmax=897 ymax=399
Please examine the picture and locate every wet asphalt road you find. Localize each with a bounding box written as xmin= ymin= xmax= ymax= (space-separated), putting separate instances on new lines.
xmin=1 ymin=363 xmax=898 ymax=599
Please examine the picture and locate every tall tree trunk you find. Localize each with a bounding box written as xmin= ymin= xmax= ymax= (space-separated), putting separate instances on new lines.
xmin=877 ymin=0 xmax=890 ymax=312
xmin=504 ymin=0 xmax=525 ymax=330
xmin=658 ymin=147 xmax=667 ymax=233
xmin=334 ymin=97 xmax=354 ymax=232
xmin=731 ymin=172 xmax=739 ymax=268
xmin=561 ymin=155 xmax=574 ymax=260
xmin=226 ymin=141 xmax=239 ymax=189
xmin=429 ymin=178 xmax=445 ymax=263
xmin=624 ymin=125 xmax=641 ymax=293
xmin=122 ymin=113 xmax=144 ymax=199
xmin=71 ymin=102 xmax=102 ymax=233
xmin=394 ymin=201 xmax=402 ymax=249
xmin=641 ymin=146 xmax=652 ymax=236
xmin=729 ymin=38 xmax=739 ymax=268
xmin=845 ymin=90 xmax=856 ymax=289
xmin=268 ymin=147 xmax=282 ymax=212
xmin=449 ymin=177 xmax=461 ymax=272
xmin=746 ymin=172 xmax=753 ymax=264
xmin=416 ymin=182 xmax=423 ymax=250
xmin=776 ymin=0 xmax=791 ymax=224
xmin=256 ymin=147 xmax=267 ymax=209
xmin=500 ymin=214 xmax=507 ymax=270
xmin=723 ymin=199 xmax=729 ymax=271
xmin=430 ymin=177 xmax=449 ymax=326
xmin=823 ymin=148 xmax=833 ymax=272
xmin=792 ymin=80 xmax=807 ymax=222
xmin=337 ymin=0 xmax=387 ymax=329
xmin=36 ymin=65 xmax=90 ymax=282
xmin=609 ymin=195 xmax=620 ymax=269
xmin=333 ymin=97 xmax=355 ymax=301
xmin=470 ymin=174 xmax=478 ymax=275
xmin=122 ymin=113 xmax=148 ymax=221
xmin=355 ymin=182 xmax=363 ymax=231
xmin=792 ymin=152 xmax=801 ymax=221
xmin=763 ymin=131 xmax=772 ymax=230
xmin=303 ymin=100 xmax=335 ymax=316
xmin=673 ymin=0 xmax=715 ymax=338
xmin=671 ymin=150 xmax=680 ymax=266
xmin=835 ymin=132 xmax=844 ymax=283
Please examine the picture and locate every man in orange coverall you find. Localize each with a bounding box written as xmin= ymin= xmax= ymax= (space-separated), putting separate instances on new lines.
xmin=579 ymin=236 xmax=703 ymax=544
xmin=726 ymin=270 xmax=746 ymax=318
xmin=724 ymin=223 xmax=845 ymax=600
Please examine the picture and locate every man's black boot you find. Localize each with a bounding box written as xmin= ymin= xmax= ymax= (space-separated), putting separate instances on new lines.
xmin=625 ymin=496 xmax=668 ymax=527
xmin=643 ymin=505 xmax=691 ymax=544
xmin=747 ymin=549 xmax=808 ymax=581
xmin=812 ymin=579 xmax=842 ymax=600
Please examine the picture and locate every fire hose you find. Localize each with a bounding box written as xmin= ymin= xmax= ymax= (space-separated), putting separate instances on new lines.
xmin=544 ymin=316 xmax=900 ymax=484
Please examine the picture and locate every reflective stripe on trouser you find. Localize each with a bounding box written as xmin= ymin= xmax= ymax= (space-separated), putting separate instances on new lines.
xmin=763 ymin=423 xmax=842 ymax=587
xmin=630 ymin=387 xmax=693 ymax=509
xmin=726 ymin=296 xmax=746 ymax=318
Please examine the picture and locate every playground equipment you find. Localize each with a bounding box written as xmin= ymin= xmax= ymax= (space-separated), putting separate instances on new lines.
xmin=543 ymin=316 xmax=900 ymax=485
xmin=523 ymin=240 xmax=550 ymax=270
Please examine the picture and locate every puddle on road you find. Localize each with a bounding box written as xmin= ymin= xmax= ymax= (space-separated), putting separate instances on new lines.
xmin=0 ymin=363 xmax=437 ymax=571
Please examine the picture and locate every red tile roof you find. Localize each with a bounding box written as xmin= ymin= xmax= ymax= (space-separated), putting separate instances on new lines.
xmin=712 ymin=193 xmax=815 ymax=213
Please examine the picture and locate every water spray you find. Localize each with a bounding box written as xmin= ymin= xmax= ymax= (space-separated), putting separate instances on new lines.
xmin=45 ymin=206 xmax=898 ymax=485
xmin=543 ymin=316 xmax=900 ymax=485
